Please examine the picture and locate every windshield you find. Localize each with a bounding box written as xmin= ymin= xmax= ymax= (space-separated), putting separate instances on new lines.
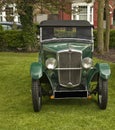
xmin=41 ymin=26 xmax=92 ymax=42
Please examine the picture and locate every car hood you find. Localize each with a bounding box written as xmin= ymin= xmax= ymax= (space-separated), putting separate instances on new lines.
xmin=43 ymin=42 xmax=92 ymax=53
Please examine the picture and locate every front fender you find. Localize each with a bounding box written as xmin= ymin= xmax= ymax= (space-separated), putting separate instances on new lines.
xmin=97 ymin=63 xmax=111 ymax=79
xmin=30 ymin=62 xmax=42 ymax=79
xmin=87 ymin=63 xmax=111 ymax=86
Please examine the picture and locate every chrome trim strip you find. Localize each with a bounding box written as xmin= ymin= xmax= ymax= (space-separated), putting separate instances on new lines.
xmin=42 ymin=38 xmax=93 ymax=43
xmin=40 ymin=27 xmax=42 ymax=42
xmin=55 ymin=67 xmax=82 ymax=70
xmin=58 ymin=49 xmax=82 ymax=53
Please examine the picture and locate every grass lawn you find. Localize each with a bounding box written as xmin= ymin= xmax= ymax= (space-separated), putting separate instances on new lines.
xmin=0 ymin=52 xmax=115 ymax=130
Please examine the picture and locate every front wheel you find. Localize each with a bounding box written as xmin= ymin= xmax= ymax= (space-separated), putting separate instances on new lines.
xmin=97 ymin=77 xmax=108 ymax=110
xmin=32 ymin=79 xmax=42 ymax=112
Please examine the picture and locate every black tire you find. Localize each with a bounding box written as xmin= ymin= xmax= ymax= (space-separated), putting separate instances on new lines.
xmin=97 ymin=77 xmax=108 ymax=110
xmin=32 ymin=79 xmax=42 ymax=112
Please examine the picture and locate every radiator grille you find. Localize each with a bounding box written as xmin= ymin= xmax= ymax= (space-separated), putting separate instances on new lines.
xmin=58 ymin=50 xmax=82 ymax=87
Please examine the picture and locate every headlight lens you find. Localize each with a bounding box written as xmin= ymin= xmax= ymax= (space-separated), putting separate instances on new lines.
xmin=45 ymin=58 xmax=57 ymax=69
xmin=82 ymin=57 xmax=93 ymax=69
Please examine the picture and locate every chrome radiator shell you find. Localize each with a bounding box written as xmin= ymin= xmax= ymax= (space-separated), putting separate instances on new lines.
xmin=57 ymin=50 xmax=82 ymax=87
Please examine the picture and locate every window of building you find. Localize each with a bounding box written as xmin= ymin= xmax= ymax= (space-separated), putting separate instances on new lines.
xmin=0 ymin=16 xmax=2 ymax=22
xmin=73 ymin=14 xmax=76 ymax=20
xmin=5 ymin=6 xmax=14 ymax=22
xmin=18 ymin=16 xmax=21 ymax=23
xmin=79 ymin=6 xmax=87 ymax=20
xmin=6 ymin=6 xmax=13 ymax=16
xmin=113 ymin=9 xmax=115 ymax=25
xmin=103 ymin=8 xmax=106 ymax=20
xmin=90 ymin=7 xmax=93 ymax=23
xmin=72 ymin=4 xmax=93 ymax=24
xmin=0 ymin=12 xmax=2 ymax=22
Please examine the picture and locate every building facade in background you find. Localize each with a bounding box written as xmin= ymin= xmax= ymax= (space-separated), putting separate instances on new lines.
xmin=0 ymin=4 xmax=20 ymax=23
xmin=71 ymin=0 xmax=94 ymax=25
xmin=93 ymin=0 xmax=115 ymax=28
xmin=0 ymin=1 xmax=115 ymax=28
xmin=59 ymin=0 xmax=115 ymax=28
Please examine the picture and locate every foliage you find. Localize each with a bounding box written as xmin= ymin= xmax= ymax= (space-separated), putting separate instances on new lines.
xmin=93 ymin=30 xmax=98 ymax=48
xmin=0 ymin=30 xmax=24 ymax=51
xmin=4 ymin=30 xmax=24 ymax=49
xmin=0 ymin=32 xmax=6 ymax=51
xmin=30 ymin=0 xmax=72 ymax=14
xmin=0 ymin=24 xmax=3 ymax=31
xmin=17 ymin=1 xmax=38 ymax=51
xmin=0 ymin=52 xmax=115 ymax=130
xmin=1 ymin=0 xmax=40 ymax=51
xmin=94 ymin=30 xmax=115 ymax=48
xmin=109 ymin=30 xmax=115 ymax=48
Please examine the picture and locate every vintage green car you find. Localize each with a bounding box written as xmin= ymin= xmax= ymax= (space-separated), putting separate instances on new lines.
xmin=30 ymin=20 xmax=111 ymax=112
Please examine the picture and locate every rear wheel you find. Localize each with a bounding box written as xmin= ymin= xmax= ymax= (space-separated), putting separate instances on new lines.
xmin=32 ymin=79 xmax=42 ymax=112
xmin=97 ymin=77 xmax=108 ymax=110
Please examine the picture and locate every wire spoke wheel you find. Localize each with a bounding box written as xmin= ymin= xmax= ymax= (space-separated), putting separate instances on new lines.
xmin=32 ymin=79 xmax=42 ymax=112
xmin=97 ymin=77 xmax=108 ymax=110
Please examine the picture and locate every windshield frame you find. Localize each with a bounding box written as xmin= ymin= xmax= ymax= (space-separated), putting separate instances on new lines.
xmin=40 ymin=26 xmax=94 ymax=44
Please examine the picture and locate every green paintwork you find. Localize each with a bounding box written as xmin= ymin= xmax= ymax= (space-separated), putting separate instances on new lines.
xmin=43 ymin=42 xmax=92 ymax=53
xmin=30 ymin=41 xmax=111 ymax=90
xmin=30 ymin=62 xmax=42 ymax=79
xmin=42 ymin=42 xmax=93 ymax=67
xmin=97 ymin=63 xmax=111 ymax=79
xmin=45 ymin=70 xmax=58 ymax=89
xmin=87 ymin=63 xmax=111 ymax=86
xmin=41 ymin=42 xmax=93 ymax=90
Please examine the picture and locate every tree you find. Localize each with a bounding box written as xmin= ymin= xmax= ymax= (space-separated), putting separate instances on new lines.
xmin=16 ymin=0 xmax=72 ymax=51
xmin=33 ymin=0 xmax=72 ymax=14
xmin=97 ymin=0 xmax=111 ymax=54
xmin=97 ymin=0 xmax=105 ymax=54
xmin=1 ymin=0 xmax=73 ymax=51
xmin=105 ymin=0 xmax=110 ymax=52
xmin=16 ymin=0 xmax=37 ymax=51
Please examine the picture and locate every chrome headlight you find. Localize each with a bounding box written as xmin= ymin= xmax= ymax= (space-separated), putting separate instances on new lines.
xmin=82 ymin=57 xmax=93 ymax=69
xmin=45 ymin=58 xmax=57 ymax=69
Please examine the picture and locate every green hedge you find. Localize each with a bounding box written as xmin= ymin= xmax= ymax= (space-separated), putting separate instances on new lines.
xmin=109 ymin=30 xmax=115 ymax=48
xmin=0 ymin=30 xmax=24 ymax=51
xmin=93 ymin=30 xmax=98 ymax=48
xmin=0 ymin=24 xmax=3 ymax=31
xmin=93 ymin=30 xmax=115 ymax=48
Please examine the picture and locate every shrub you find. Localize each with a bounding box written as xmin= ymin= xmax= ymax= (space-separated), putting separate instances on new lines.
xmin=4 ymin=30 xmax=24 ymax=48
xmin=93 ymin=29 xmax=115 ymax=48
xmin=93 ymin=30 xmax=98 ymax=48
xmin=0 ymin=24 xmax=3 ymax=31
xmin=0 ymin=31 xmax=6 ymax=51
xmin=109 ymin=30 xmax=115 ymax=48
xmin=0 ymin=30 xmax=24 ymax=51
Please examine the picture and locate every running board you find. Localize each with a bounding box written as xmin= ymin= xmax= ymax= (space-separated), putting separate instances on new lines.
xmin=51 ymin=90 xmax=88 ymax=99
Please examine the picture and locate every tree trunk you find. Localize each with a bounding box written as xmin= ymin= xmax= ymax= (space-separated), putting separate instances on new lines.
xmin=18 ymin=2 xmax=37 ymax=52
xmin=97 ymin=0 xmax=105 ymax=54
xmin=105 ymin=0 xmax=110 ymax=52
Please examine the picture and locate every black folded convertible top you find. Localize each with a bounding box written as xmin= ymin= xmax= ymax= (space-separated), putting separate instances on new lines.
xmin=40 ymin=20 xmax=93 ymax=27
